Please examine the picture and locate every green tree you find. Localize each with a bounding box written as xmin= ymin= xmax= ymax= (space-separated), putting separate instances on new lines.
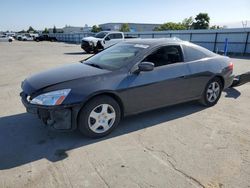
xmin=27 ymin=26 xmax=36 ymax=33
xmin=42 ymin=28 xmax=49 ymax=34
xmin=18 ymin=30 xmax=26 ymax=33
xmin=154 ymin=22 xmax=186 ymax=31
xmin=192 ymin=13 xmax=210 ymax=29
xmin=210 ymin=25 xmax=221 ymax=29
xmin=91 ymin=25 xmax=102 ymax=33
xmin=53 ymin=25 xmax=57 ymax=33
xmin=182 ymin=17 xmax=194 ymax=29
xmin=119 ymin=23 xmax=130 ymax=32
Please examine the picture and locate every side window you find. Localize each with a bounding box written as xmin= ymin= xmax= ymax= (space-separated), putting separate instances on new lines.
xmin=114 ymin=33 xmax=123 ymax=39
xmin=183 ymin=44 xmax=215 ymax=62
xmin=143 ymin=46 xmax=183 ymax=67
xmin=108 ymin=34 xmax=115 ymax=40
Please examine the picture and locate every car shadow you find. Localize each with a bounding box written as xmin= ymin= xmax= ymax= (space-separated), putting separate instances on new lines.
xmin=0 ymin=102 xmax=205 ymax=170
xmin=223 ymin=87 xmax=241 ymax=99
xmin=229 ymin=55 xmax=250 ymax=60
xmin=64 ymin=52 xmax=87 ymax=55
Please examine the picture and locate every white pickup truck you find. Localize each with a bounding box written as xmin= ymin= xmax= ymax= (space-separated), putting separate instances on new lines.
xmin=16 ymin=34 xmax=34 ymax=41
xmin=81 ymin=31 xmax=135 ymax=53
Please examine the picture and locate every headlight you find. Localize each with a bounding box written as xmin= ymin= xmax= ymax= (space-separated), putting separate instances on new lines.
xmin=30 ymin=89 xmax=71 ymax=106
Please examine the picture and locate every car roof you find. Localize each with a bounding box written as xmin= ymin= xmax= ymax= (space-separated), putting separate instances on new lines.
xmin=99 ymin=31 xmax=123 ymax=34
xmin=124 ymin=38 xmax=185 ymax=47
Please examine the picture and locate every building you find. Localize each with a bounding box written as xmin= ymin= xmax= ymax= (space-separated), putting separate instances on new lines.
xmin=49 ymin=25 xmax=92 ymax=34
xmin=99 ymin=23 xmax=161 ymax=32
xmin=62 ymin=25 xmax=92 ymax=33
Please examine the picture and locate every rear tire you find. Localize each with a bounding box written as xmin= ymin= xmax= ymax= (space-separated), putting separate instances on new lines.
xmin=78 ymin=96 xmax=121 ymax=138
xmin=199 ymin=77 xmax=223 ymax=107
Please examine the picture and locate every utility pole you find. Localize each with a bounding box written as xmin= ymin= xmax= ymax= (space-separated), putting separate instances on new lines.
xmin=242 ymin=21 xmax=247 ymax=29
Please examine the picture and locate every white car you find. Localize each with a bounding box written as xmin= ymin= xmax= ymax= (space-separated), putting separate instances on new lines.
xmin=0 ymin=35 xmax=14 ymax=42
xmin=29 ymin=33 xmax=39 ymax=39
xmin=17 ymin=34 xmax=34 ymax=41
xmin=81 ymin=31 xmax=136 ymax=53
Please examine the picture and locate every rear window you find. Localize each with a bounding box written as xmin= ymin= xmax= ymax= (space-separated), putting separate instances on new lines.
xmin=183 ymin=43 xmax=216 ymax=62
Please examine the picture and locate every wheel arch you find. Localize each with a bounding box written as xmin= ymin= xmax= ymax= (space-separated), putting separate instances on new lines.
xmin=214 ymin=75 xmax=225 ymax=89
xmin=77 ymin=91 xmax=125 ymax=123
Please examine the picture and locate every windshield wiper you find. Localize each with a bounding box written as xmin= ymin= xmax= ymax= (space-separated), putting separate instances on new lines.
xmin=85 ymin=63 xmax=103 ymax=69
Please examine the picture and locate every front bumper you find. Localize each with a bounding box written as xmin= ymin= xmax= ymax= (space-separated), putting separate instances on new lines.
xmin=81 ymin=41 xmax=94 ymax=52
xmin=20 ymin=92 xmax=80 ymax=131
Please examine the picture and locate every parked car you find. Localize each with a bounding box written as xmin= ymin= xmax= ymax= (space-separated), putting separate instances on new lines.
xmin=20 ymin=38 xmax=234 ymax=138
xmin=16 ymin=34 xmax=23 ymax=41
xmin=17 ymin=34 xmax=34 ymax=41
xmin=29 ymin=33 xmax=39 ymax=39
xmin=35 ymin=34 xmax=57 ymax=42
xmin=81 ymin=31 xmax=136 ymax=53
xmin=5 ymin=32 xmax=16 ymax=38
xmin=0 ymin=35 xmax=14 ymax=42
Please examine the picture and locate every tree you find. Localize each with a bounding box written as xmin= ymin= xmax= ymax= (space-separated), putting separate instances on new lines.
xmin=153 ymin=22 xmax=186 ymax=31
xmin=182 ymin=17 xmax=194 ymax=29
xmin=42 ymin=28 xmax=49 ymax=34
xmin=119 ymin=23 xmax=130 ymax=32
xmin=210 ymin=25 xmax=221 ymax=29
xmin=18 ymin=30 xmax=26 ymax=33
xmin=91 ymin=25 xmax=102 ymax=33
xmin=192 ymin=13 xmax=210 ymax=29
xmin=27 ymin=26 xmax=36 ymax=33
xmin=53 ymin=25 xmax=57 ymax=33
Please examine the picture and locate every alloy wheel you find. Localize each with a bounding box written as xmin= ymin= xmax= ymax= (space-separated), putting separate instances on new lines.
xmin=206 ymin=81 xmax=220 ymax=103
xmin=88 ymin=104 xmax=116 ymax=133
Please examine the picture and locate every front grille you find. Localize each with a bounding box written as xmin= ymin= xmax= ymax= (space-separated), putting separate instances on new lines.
xmin=81 ymin=40 xmax=90 ymax=48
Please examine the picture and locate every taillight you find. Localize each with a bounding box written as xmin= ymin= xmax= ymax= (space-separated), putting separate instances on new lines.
xmin=228 ymin=62 xmax=233 ymax=71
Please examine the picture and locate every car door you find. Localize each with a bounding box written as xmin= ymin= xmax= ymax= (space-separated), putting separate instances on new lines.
xmin=0 ymin=36 xmax=4 ymax=42
xmin=0 ymin=35 xmax=7 ymax=42
xmin=123 ymin=45 xmax=192 ymax=114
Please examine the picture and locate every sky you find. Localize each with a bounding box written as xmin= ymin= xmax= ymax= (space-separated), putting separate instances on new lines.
xmin=0 ymin=0 xmax=250 ymax=31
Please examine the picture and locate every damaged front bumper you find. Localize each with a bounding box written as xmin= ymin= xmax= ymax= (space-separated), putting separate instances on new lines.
xmin=20 ymin=92 xmax=80 ymax=131
xmin=81 ymin=40 xmax=94 ymax=52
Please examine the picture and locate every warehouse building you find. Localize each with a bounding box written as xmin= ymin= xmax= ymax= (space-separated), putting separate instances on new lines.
xmin=48 ymin=25 xmax=92 ymax=34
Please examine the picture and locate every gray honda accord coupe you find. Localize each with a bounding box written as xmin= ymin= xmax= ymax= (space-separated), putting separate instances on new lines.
xmin=20 ymin=38 xmax=234 ymax=138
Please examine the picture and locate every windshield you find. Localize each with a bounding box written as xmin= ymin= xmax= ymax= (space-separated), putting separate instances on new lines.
xmin=95 ymin=31 xmax=109 ymax=39
xmin=84 ymin=43 xmax=148 ymax=71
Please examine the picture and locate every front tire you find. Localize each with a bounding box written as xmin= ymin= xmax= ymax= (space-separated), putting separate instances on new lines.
xmin=83 ymin=49 xmax=91 ymax=54
xmin=200 ymin=77 xmax=223 ymax=107
xmin=78 ymin=96 xmax=121 ymax=138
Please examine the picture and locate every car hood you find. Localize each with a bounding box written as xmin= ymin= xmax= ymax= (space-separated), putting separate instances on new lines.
xmin=82 ymin=36 xmax=101 ymax=43
xmin=22 ymin=62 xmax=109 ymax=95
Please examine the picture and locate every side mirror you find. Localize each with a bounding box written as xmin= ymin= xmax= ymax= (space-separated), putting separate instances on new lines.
xmin=138 ymin=62 xmax=154 ymax=72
